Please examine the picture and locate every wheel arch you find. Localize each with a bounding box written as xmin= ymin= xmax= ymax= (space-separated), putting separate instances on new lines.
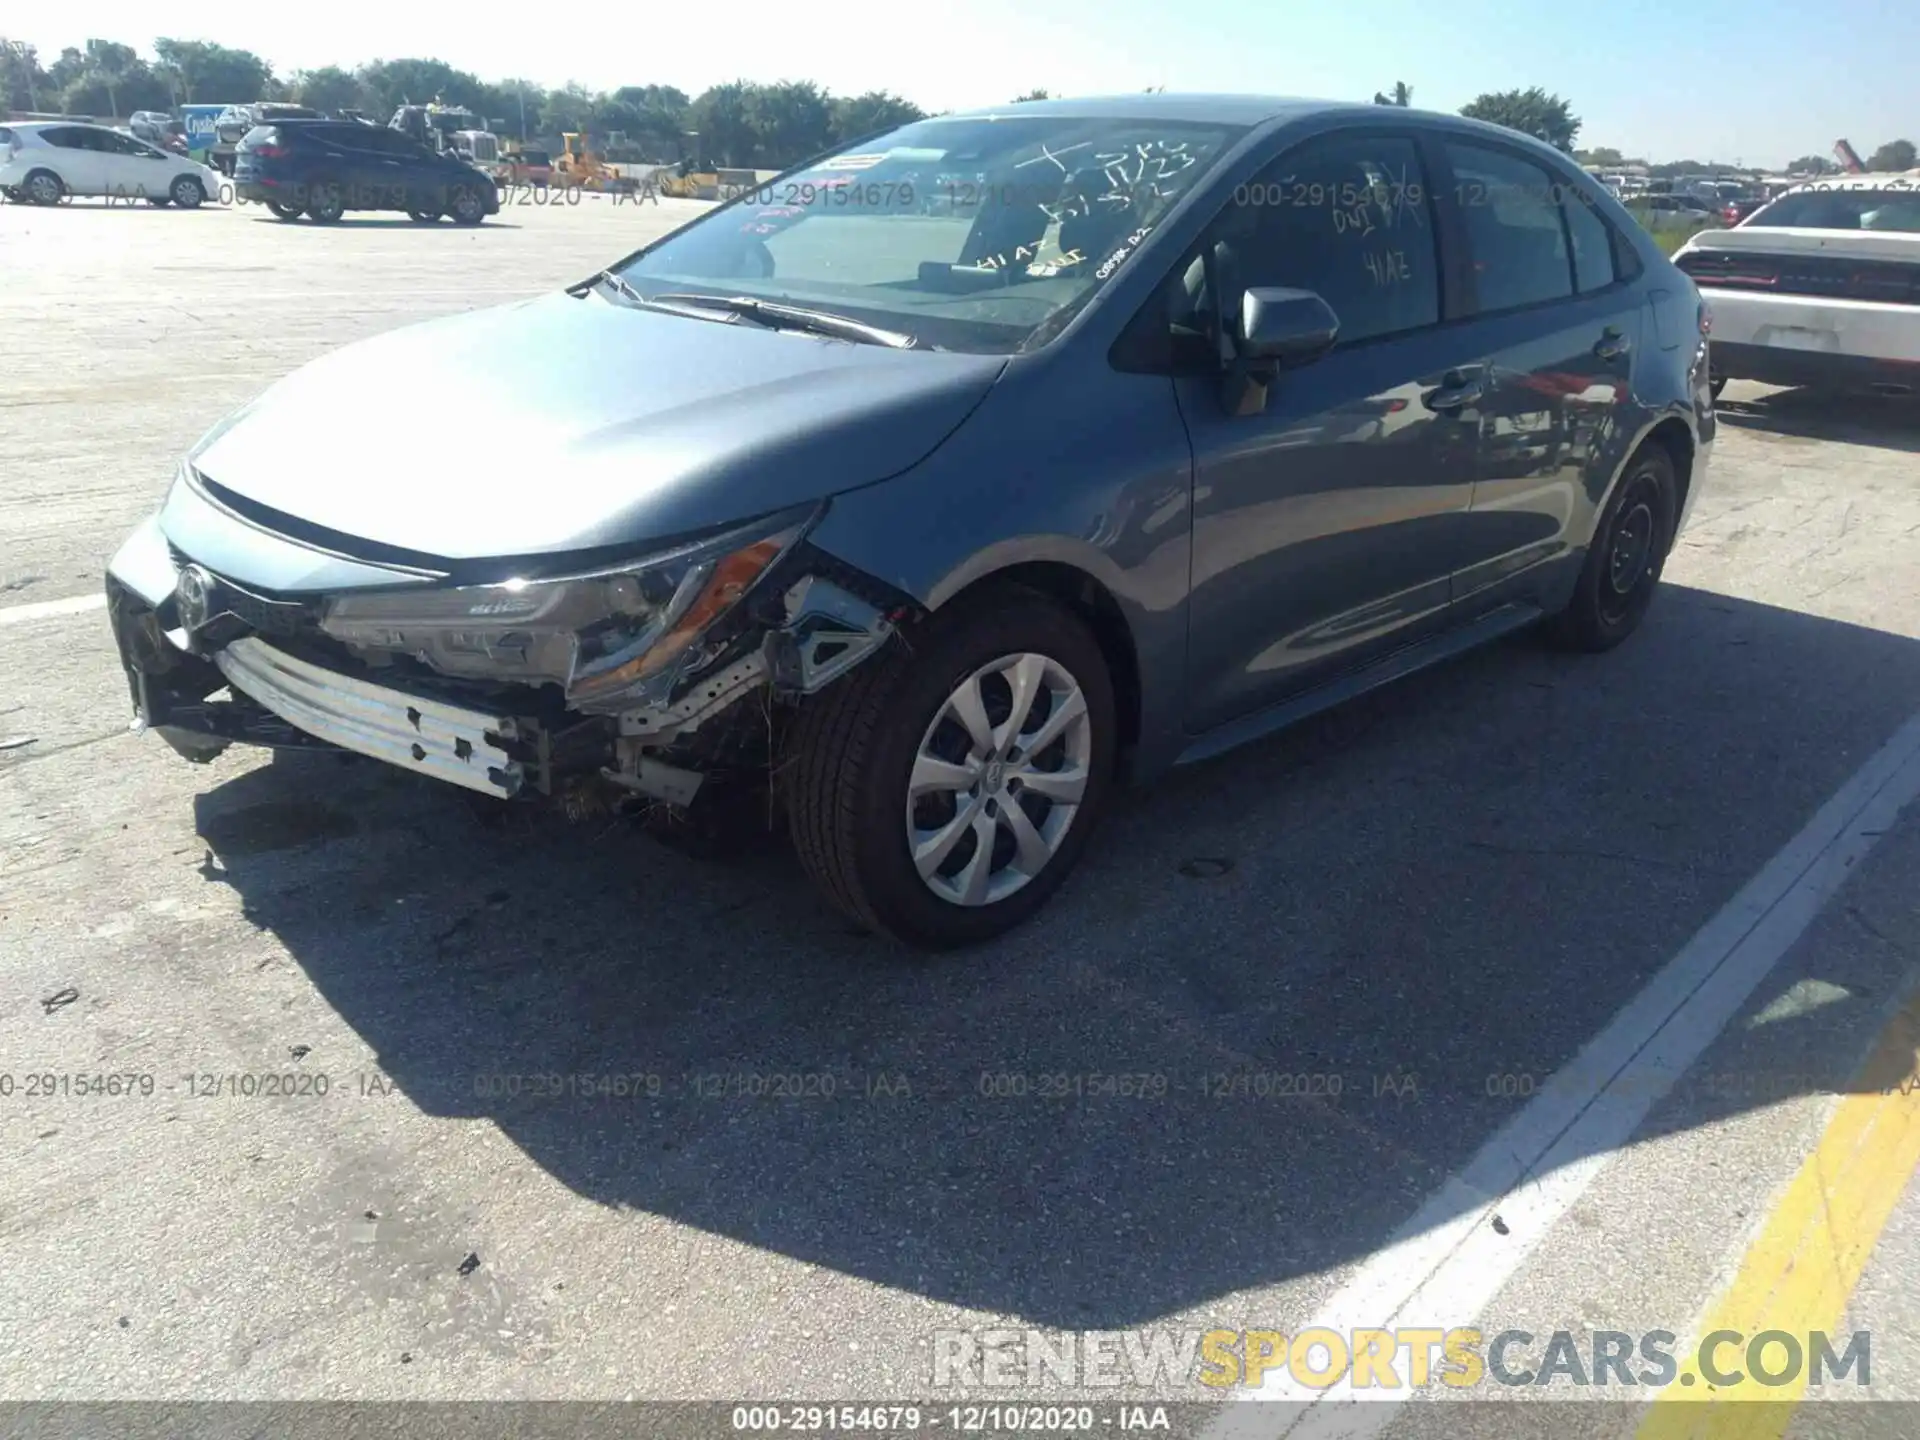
xmin=1589 ymin=409 xmax=1697 ymax=550
xmin=927 ymin=557 xmax=1144 ymax=759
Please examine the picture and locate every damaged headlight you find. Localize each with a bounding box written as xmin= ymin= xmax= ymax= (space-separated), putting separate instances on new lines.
xmin=319 ymin=504 xmax=815 ymax=709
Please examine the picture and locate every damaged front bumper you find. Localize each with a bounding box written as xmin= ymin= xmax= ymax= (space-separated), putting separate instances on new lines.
xmin=106 ymin=510 xmax=913 ymax=810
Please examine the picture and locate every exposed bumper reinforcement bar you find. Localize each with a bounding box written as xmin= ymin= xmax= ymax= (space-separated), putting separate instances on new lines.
xmin=212 ymin=637 xmax=524 ymax=798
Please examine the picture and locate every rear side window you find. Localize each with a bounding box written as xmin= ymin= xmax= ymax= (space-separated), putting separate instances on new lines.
xmin=1208 ymin=133 xmax=1441 ymax=346
xmin=1563 ymin=189 xmax=1616 ymax=292
xmin=1446 ymin=141 xmax=1573 ymax=313
xmin=0 ymin=128 xmax=13 ymax=146
xmin=40 ymin=127 xmax=88 ymax=149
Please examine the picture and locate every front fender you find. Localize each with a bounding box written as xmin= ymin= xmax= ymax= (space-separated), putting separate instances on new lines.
xmin=806 ymin=352 xmax=1197 ymax=778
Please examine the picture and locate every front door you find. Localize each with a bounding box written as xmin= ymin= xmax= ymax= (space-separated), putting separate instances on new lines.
xmin=1177 ymin=128 xmax=1480 ymax=734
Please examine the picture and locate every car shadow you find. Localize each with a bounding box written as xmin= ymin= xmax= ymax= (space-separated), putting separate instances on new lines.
xmin=193 ymin=584 xmax=1920 ymax=1328
xmin=240 ymin=214 xmax=523 ymax=230
xmin=1716 ymin=383 xmax=1920 ymax=454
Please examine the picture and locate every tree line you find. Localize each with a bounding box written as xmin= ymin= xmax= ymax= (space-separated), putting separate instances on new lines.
xmin=0 ymin=39 xmax=941 ymax=166
xmin=4 ymin=41 xmax=1909 ymax=176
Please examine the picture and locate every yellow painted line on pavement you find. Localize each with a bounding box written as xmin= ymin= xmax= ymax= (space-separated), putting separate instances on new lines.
xmin=1637 ymin=992 xmax=1920 ymax=1440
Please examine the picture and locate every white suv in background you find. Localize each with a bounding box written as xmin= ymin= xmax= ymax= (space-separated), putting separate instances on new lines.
xmin=1675 ymin=173 xmax=1920 ymax=398
xmin=0 ymin=122 xmax=226 ymax=208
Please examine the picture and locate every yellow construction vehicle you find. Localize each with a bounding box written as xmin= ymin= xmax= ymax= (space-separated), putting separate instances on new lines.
xmin=553 ymin=133 xmax=639 ymax=194
xmin=656 ymin=158 xmax=722 ymax=199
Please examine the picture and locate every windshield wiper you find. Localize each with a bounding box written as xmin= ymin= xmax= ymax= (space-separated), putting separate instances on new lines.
xmin=582 ymin=272 xmax=762 ymax=327
xmin=585 ymin=269 xmax=647 ymax=306
xmin=651 ymin=293 xmax=929 ymax=350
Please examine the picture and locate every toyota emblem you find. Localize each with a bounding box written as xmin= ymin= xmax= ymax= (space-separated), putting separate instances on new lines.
xmin=176 ymin=564 xmax=216 ymax=632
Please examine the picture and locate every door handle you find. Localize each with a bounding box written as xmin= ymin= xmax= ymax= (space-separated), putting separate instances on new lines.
xmin=1423 ymin=371 xmax=1485 ymax=412
xmin=1594 ymin=328 xmax=1632 ymax=361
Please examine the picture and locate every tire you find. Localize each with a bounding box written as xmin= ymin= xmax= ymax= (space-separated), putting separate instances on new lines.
xmin=306 ymin=179 xmax=345 ymax=223
xmin=1549 ymin=443 xmax=1678 ymax=653
xmin=266 ymin=200 xmax=304 ymax=221
xmin=448 ymin=186 xmax=486 ymax=225
xmin=23 ymin=169 xmax=64 ymax=206
xmin=786 ymin=586 xmax=1116 ymax=949
xmin=169 ymin=175 xmax=205 ymax=209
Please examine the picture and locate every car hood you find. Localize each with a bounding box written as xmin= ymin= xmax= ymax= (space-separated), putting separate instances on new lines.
xmin=185 ymin=291 xmax=1006 ymax=563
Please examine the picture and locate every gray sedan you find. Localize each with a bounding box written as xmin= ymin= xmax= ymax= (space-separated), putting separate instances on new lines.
xmin=105 ymin=94 xmax=1715 ymax=948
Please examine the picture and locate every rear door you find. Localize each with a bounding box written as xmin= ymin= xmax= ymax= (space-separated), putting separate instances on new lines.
xmin=1436 ymin=139 xmax=1643 ymax=613
xmin=37 ymin=127 xmax=106 ymax=193
xmin=1176 ymin=126 xmax=1486 ymax=732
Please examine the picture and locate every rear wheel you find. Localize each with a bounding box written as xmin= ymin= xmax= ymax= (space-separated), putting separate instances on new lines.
xmin=786 ymin=587 xmax=1116 ymax=949
xmin=1549 ymin=443 xmax=1678 ymax=652
xmin=169 ymin=175 xmax=205 ymax=209
xmin=305 ymin=179 xmax=345 ymax=223
xmin=23 ymin=169 xmax=64 ymax=205
xmin=266 ymin=200 xmax=304 ymax=221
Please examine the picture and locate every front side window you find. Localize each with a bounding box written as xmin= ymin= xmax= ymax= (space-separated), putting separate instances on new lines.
xmin=612 ymin=113 xmax=1248 ymax=354
xmin=1199 ymin=132 xmax=1441 ymax=347
xmin=1447 ymin=141 xmax=1574 ymax=313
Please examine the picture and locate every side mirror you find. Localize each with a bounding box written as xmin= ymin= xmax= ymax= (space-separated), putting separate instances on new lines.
xmin=1239 ymin=287 xmax=1340 ymax=368
xmin=1220 ymin=287 xmax=1339 ymax=415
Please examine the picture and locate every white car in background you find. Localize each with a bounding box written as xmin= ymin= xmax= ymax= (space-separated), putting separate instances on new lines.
xmin=0 ymin=121 xmax=226 ymax=208
xmin=1675 ymin=174 xmax=1920 ymax=398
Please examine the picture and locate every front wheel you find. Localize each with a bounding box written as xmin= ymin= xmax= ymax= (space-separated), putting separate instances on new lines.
xmin=786 ymin=588 xmax=1116 ymax=948
xmin=1549 ymin=443 xmax=1678 ymax=652
xmin=448 ymin=186 xmax=486 ymax=225
xmin=169 ymin=175 xmax=205 ymax=209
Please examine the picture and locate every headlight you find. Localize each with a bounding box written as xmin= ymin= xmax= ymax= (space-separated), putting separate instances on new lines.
xmin=319 ymin=505 xmax=814 ymax=709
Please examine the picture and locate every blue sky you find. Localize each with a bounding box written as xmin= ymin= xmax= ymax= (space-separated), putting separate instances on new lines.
xmin=19 ymin=0 xmax=1917 ymax=166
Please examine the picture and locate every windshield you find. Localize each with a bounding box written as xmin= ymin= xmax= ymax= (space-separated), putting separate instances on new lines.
xmin=1752 ymin=185 xmax=1920 ymax=231
xmin=611 ymin=113 xmax=1248 ymax=354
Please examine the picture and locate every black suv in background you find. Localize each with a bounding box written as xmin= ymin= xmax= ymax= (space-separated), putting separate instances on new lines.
xmin=234 ymin=120 xmax=499 ymax=224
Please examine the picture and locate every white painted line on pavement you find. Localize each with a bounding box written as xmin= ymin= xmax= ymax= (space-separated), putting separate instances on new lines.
xmin=0 ymin=592 xmax=107 ymax=627
xmin=1205 ymin=704 xmax=1920 ymax=1440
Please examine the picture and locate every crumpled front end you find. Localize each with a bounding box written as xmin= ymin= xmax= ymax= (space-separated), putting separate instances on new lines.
xmin=106 ymin=477 xmax=916 ymax=826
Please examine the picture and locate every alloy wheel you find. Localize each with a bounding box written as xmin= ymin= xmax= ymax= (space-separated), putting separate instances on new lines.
xmin=26 ymin=172 xmax=63 ymax=205
xmin=905 ymin=652 xmax=1093 ymax=908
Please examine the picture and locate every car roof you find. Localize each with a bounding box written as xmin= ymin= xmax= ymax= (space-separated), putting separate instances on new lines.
xmin=1785 ymin=172 xmax=1920 ymax=193
xmin=931 ymin=93 xmax=1425 ymax=127
xmin=923 ymin=93 xmax=1591 ymax=161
